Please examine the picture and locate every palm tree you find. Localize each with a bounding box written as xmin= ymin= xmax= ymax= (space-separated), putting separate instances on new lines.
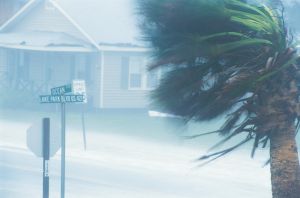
xmin=138 ymin=0 xmax=300 ymax=197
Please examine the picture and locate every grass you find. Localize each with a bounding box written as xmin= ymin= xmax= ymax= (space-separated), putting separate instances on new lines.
xmin=1 ymin=107 xmax=257 ymax=151
xmin=1 ymin=108 xmax=278 ymax=160
xmin=0 ymin=108 xmax=190 ymax=142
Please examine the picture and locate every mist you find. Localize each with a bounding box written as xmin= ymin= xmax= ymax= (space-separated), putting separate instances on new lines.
xmin=1 ymin=0 xmax=300 ymax=198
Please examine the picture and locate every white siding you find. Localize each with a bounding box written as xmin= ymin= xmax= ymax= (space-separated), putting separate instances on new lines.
xmin=27 ymin=52 xmax=75 ymax=92
xmin=28 ymin=51 xmax=45 ymax=83
xmin=0 ymin=48 xmax=9 ymax=88
xmin=48 ymin=53 xmax=71 ymax=85
xmin=91 ymin=53 xmax=101 ymax=108
xmin=0 ymin=0 xmax=26 ymax=26
xmin=72 ymin=52 xmax=100 ymax=108
xmin=0 ymin=48 xmax=8 ymax=72
xmin=7 ymin=2 xmax=89 ymax=43
xmin=102 ymin=51 xmax=150 ymax=109
xmin=25 ymin=51 xmax=100 ymax=106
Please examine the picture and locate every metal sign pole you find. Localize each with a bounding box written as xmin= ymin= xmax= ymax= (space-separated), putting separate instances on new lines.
xmin=43 ymin=118 xmax=50 ymax=198
xmin=81 ymin=105 xmax=87 ymax=150
xmin=38 ymin=83 xmax=86 ymax=198
xmin=61 ymin=102 xmax=66 ymax=198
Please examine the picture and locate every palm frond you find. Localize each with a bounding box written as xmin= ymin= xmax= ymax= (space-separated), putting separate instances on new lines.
xmin=139 ymin=0 xmax=298 ymax=161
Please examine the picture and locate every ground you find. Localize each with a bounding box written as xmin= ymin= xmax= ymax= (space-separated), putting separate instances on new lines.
xmin=0 ymin=109 xmax=272 ymax=198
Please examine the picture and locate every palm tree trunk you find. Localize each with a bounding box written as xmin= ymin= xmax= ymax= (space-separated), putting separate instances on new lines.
xmin=257 ymin=72 xmax=300 ymax=198
xmin=264 ymin=78 xmax=300 ymax=198
xmin=270 ymin=124 xmax=300 ymax=198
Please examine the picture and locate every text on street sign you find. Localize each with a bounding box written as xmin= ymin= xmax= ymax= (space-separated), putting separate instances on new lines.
xmin=51 ymin=84 xmax=72 ymax=96
xmin=72 ymin=80 xmax=87 ymax=103
xmin=40 ymin=95 xmax=84 ymax=103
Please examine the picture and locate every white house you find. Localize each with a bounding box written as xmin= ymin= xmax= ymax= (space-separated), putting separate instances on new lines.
xmin=0 ymin=0 xmax=28 ymax=26
xmin=0 ymin=0 xmax=159 ymax=109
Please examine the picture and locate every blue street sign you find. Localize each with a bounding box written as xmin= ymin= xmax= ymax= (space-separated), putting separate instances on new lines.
xmin=51 ymin=84 xmax=72 ymax=96
xmin=40 ymin=95 xmax=84 ymax=103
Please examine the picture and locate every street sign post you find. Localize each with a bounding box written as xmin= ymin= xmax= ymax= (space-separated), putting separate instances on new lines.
xmin=60 ymin=100 xmax=66 ymax=198
xmin=39 ymin=83 xmax=86 ymax=198
xmin=26 ymin=118 xmax=60 ymax=198
xmin=43 ymin=118 xmax=50 ymax=198
xmin=72 ymin=80 xmax=87 ymax=150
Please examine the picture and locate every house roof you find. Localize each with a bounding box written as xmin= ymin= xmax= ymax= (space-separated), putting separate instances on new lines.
xmin=0 ymin=0 xmax=29 ymax=26
xmin=98 ymin=43 xmax=149 ymax=52
xmin=0 ymin=0 xmax=38 ymax=32
xmin=55 ymin=0 xmax=142 ymax=45
xmin=0 ymin=31 xmax=94 ymax=52
xmin=0 ymin=0 xmax=147 ymax=52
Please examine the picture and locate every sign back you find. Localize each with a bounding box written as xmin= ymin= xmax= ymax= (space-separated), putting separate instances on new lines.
xmin=27 ymin=120 xmax=61 ymax=158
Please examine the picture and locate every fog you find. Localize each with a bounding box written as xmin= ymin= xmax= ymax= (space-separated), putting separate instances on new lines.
xmin=0 ymin=0 xmax=299 ymax=198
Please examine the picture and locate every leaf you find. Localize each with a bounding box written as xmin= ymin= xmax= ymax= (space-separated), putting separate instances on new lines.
xmin=230 ymin=16 xmax=272 ymax=33
xmin=197 ymin=136 xmax=252 ymax=166
xmin=256 ymin=54 xmax=300 ymax=82
xmin=211 ymin=38 xmax=273 ymax=56
xmin=189 ymin=32 xmax=250 ymax=42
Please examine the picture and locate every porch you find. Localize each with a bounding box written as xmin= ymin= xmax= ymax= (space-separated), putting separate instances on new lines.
xmin=0 ymin=48 xmax=99 ymax=107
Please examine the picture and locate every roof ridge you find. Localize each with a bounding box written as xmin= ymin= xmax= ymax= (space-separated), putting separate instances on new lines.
xmin=50 ymin=0 xmax=101 ymax=51
xmin=0 ymin=0 xmax=40 ymax=32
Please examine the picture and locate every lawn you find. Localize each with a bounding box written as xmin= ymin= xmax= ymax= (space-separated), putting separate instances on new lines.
xmin=0 ymin=108 xmax=229 ymax=150
xmin=0 ymin=108 xmax=192 ymax=141
xmin=0 ymin=109 xmax=272 ymax=198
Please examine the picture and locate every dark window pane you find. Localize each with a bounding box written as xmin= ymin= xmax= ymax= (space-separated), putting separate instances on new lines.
xmin=130 ymin=74 xmax=141 ymax=88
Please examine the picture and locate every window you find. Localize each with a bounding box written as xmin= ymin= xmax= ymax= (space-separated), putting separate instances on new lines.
xmin=128 ymin=57 xmax=160 ymax=90
xmin=129 ymin=57 xmax=143 ymax=89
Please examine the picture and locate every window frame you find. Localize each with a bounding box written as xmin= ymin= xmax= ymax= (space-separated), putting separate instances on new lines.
xmin=128 ymin=56 xmax=160 ymax=91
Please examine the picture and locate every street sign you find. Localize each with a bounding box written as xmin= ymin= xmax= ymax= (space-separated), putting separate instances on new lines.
xmin=72 ymin=80 xmax=88 ymax=150
xmin=72 ymin=80 xmax=86 ymax=94
xmin=51 ymin=84 xmax=72 ymax=96
xmin=72 ymin=80 xmax=87 ymax=103
xmin=39 ymin=83 xmax=87 ymax=198
xmin=26 ymin=119 xmax=61 ymax=158
xmin=40 ymin=95 xmax=84 ymax=103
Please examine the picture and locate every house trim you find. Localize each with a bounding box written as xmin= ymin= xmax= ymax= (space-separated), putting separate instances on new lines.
xmin=0 ymin=0 xmax=101 ymax=52
xmin=98 ymin=45 xmax=150 ymax=52
xmin=49 ymin=0 xmax=101 ymax=51
xmin=0 ymin=0 xmax=38 ymax=32
xmin=100 ymin=51 xmax=104 ymax=108
xmin=0 ymin=43 xmax=94 ymax=52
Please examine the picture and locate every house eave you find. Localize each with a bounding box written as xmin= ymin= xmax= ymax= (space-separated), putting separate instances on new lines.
xmin=98 ymin=45 xmax=150 ymax=52
xmin=0 ymin=0 xmax=38 ymax=32
xmin=0 ymin=43 xmax=95 ymax=52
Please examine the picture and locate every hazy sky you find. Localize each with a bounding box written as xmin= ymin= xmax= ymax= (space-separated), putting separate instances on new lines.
xmin=48 ymin=0 xmax=300 ymax=44
xmin=285 ymin=0 xmax=300 ymax=4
